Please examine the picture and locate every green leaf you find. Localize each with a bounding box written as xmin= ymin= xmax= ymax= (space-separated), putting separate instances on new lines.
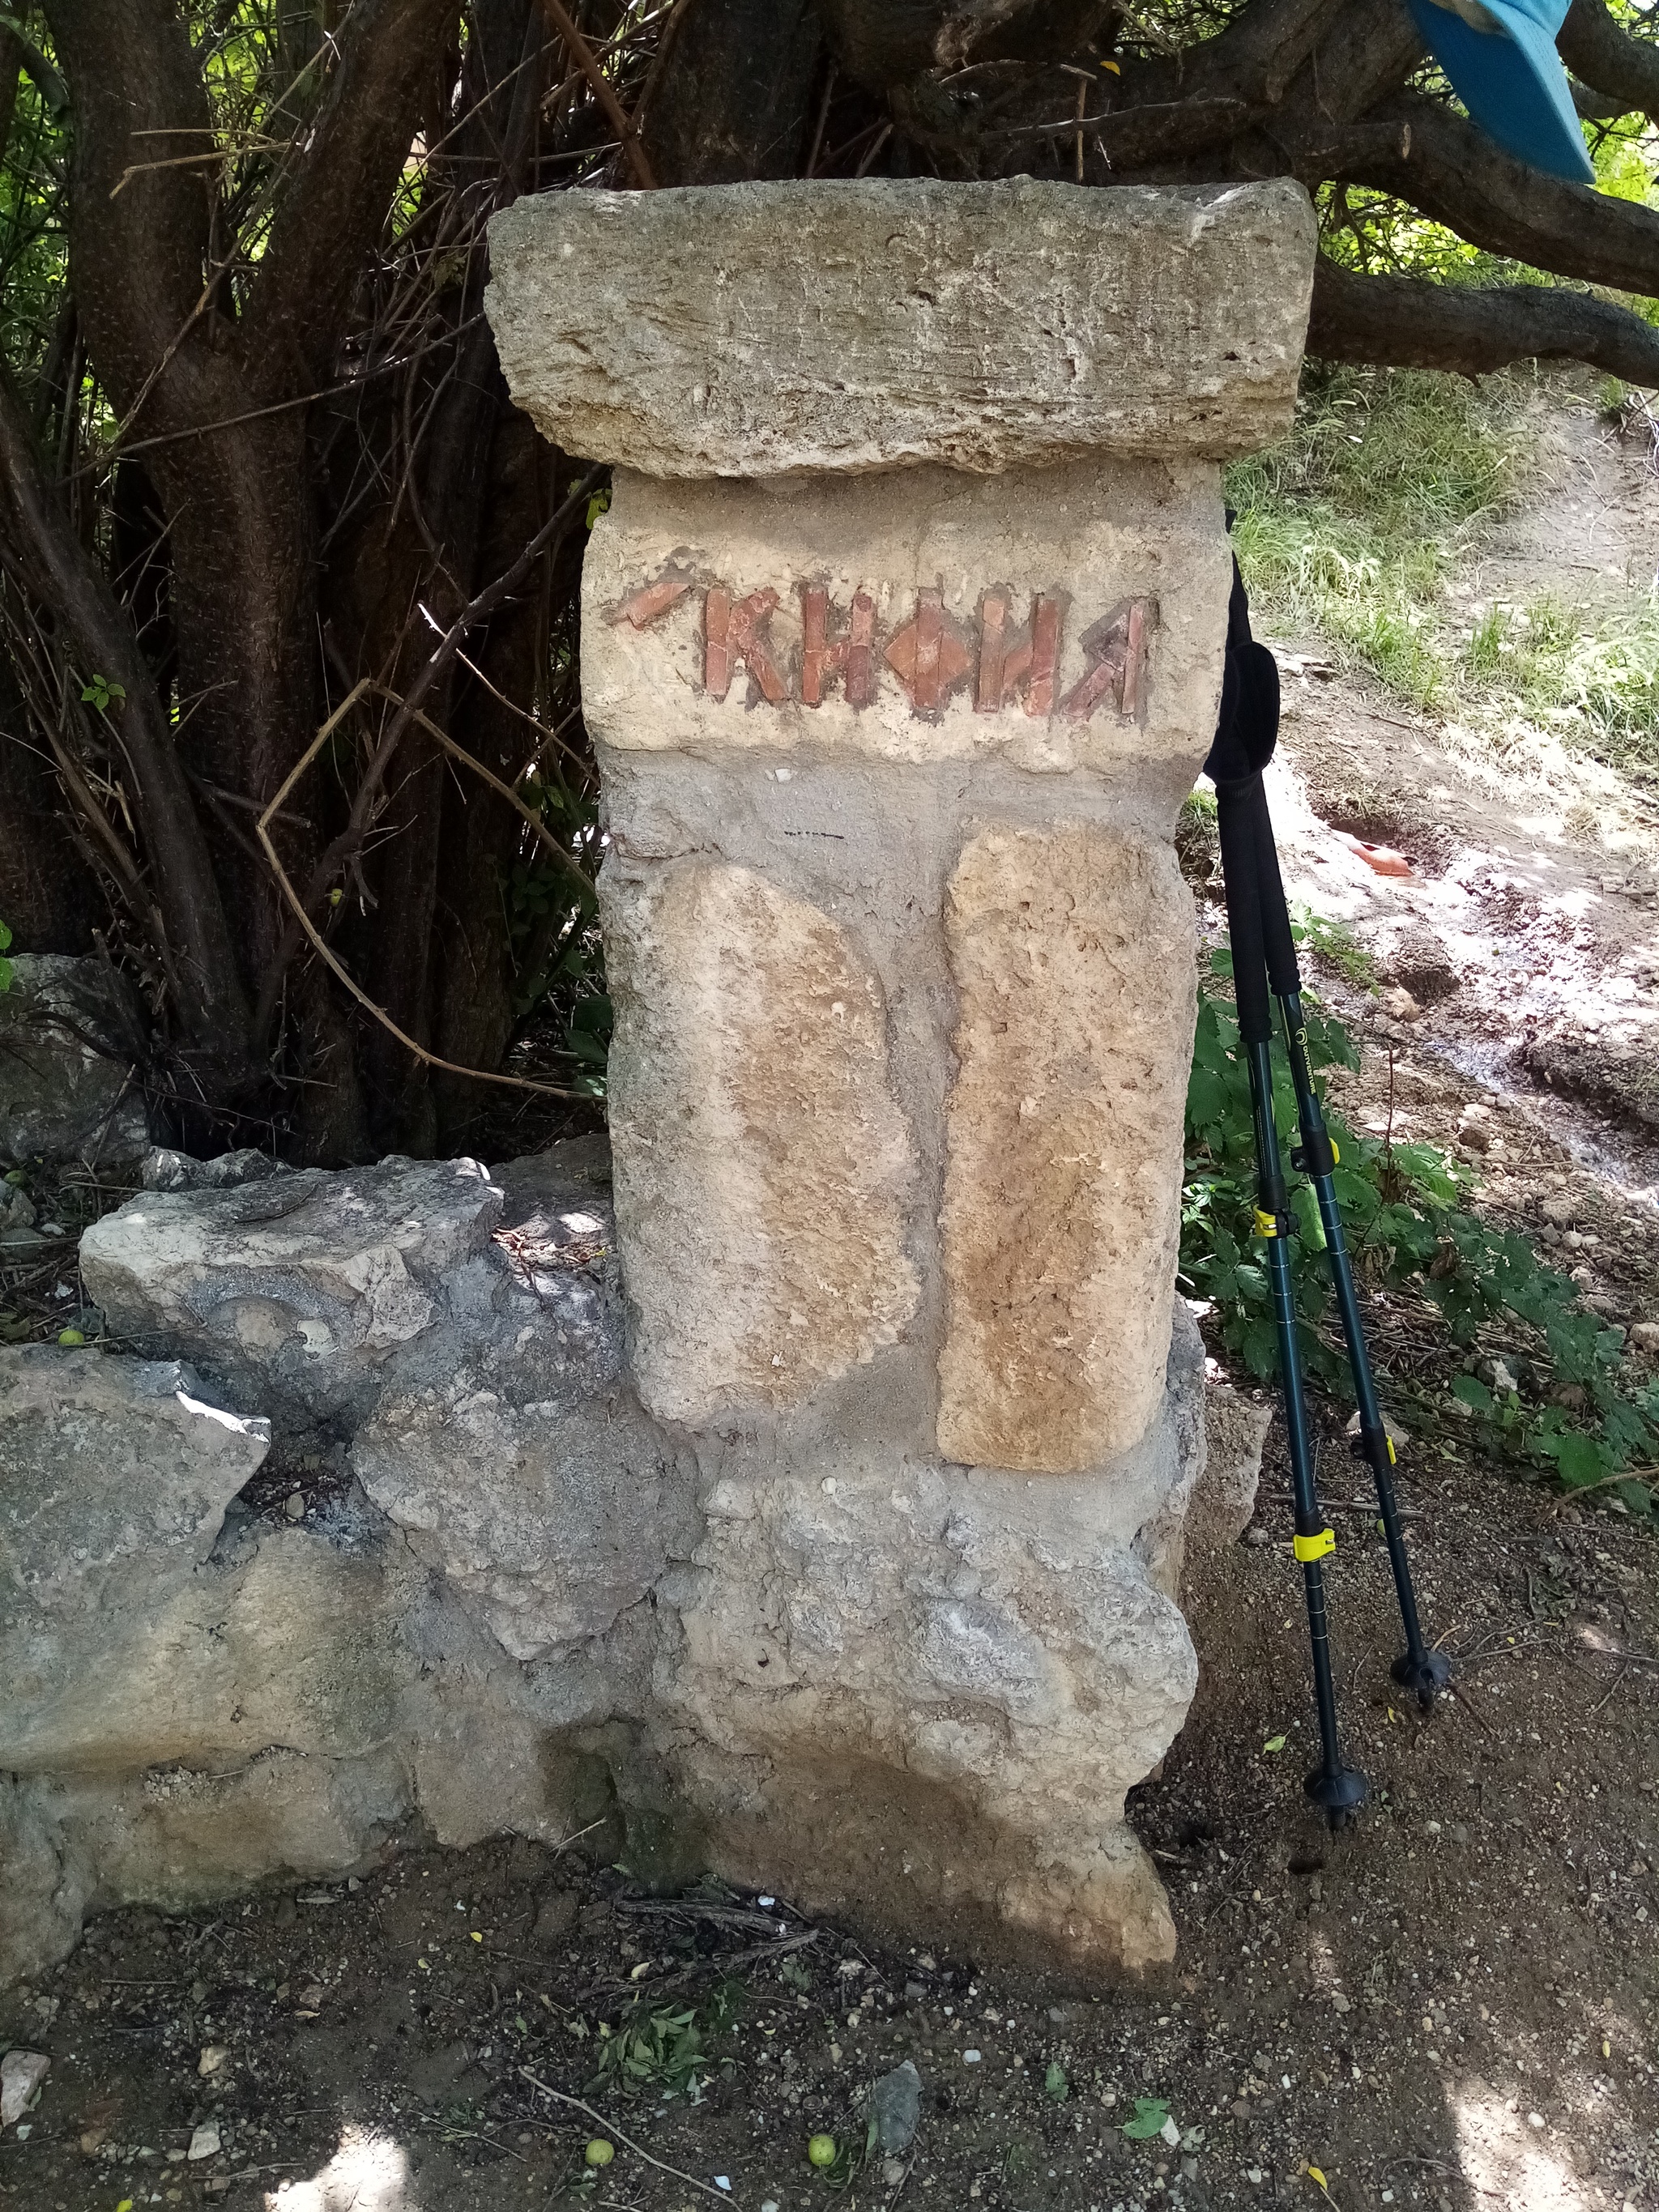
xmin=1044 ymin=2061 xmax=1069 ymax=2102
xmin=586 ymin=489 xmax=612 ymax=529
xmin=1450 ymin=1374 xmax=1495 ymax=1414
xmin=1121 ymin=2098 xmax=1171 ymax=2140
xmin=1549 ymin=1430 xmax=1610 ymax=1487
xmin=57 ymin=1328 xmax=85 ymax=1346
xmin=1262 ymin=1734 xmax=1287 ymax=1754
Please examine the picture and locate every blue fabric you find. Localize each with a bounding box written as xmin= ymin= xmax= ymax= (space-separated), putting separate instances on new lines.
xmin=1409 ymin=0 xmax=1595 ymax=183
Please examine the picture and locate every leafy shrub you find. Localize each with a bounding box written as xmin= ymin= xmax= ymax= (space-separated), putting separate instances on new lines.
xmin=1182 ymin=952 xmax=1657 ymax=1514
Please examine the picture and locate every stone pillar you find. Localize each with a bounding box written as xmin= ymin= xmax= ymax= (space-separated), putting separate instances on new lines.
xmin=487 ymin=177 xmax=1314 ymax=1972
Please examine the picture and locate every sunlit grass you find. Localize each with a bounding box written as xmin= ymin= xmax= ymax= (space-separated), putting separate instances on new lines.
xmin=1228 ymin=364 xmax=1659 ymax=775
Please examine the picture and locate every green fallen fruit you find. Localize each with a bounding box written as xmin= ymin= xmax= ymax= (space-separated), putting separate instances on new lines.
xmin=807 ymin=2133 xmax=838 ymax=2168
xmin=584 ymin=2139 xmax=615 ymax=2168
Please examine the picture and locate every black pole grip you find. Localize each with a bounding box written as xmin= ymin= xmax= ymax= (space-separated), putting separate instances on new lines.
xmin=1215 ymin=776 xmax=1273 ymax=1046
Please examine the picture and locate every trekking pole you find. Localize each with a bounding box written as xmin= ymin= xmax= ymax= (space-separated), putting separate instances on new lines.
xmin=1244 ymin=781 xmax=1451 ymax=1708
xmin=1213 ymin=769 xmax=1368 ymax=1826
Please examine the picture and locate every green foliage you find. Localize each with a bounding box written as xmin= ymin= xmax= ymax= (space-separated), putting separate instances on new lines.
xmin=1043 ymin=2061 xmax=1069 ymax=2103
xmin=1290 ymin=902 xmax=1375 ymax=991
xmin=0 ymin=917 xmax=11 ymax=994
xmin=79 ymin=675 xmax=126 ymax=713
xmin=1226 ymin=365 xmax=1528 ymax=710
xmin=1227 ymin=364 xmax=1659 ymax=776
xmin=1183 ymin=954 xmax=1658 ymax=1514
xmin=1121 ymin=2098 xmax=1171 ymax=2140
xmin=591 ymin=2001 xmax=704 ymax=2099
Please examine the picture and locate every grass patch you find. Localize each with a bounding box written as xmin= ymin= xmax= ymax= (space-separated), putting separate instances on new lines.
xmin=1227 ymin=364 xmax=1659 ymax=774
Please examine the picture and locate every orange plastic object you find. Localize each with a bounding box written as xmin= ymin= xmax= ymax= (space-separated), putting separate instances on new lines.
xmin=1335 ymin=831 xmax=1414 ymax=879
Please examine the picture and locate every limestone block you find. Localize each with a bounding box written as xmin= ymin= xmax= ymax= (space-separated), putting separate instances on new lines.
xmin=0 ymin=1347 xmax=270 ymax=1629
xmin=600 ymin=856 xmax=920 ymax=1424
xmin=0 ymin=954 xmax=149 ymax=1167
xmin=2 ymin=1511 xmax=410 ymax=1776
xmin=79 ymin=1156 xmax=504 ymax=1430
xmin=487 ymin=177 xmax=1316 ymax=475
xmin=937 ymin=825 xmax=1196 ymax=1472
xmin=75 ymin=1747 xmax=412 ymax=1908
xmin=353 ymin=1381 xmax=698 ymax=1662
xmin=658 ymin=1322 xmax=1202 ymax=1974
xmin=1188 ymin=1382 xmax=1273 ymax=1549
xmin=581 ymin=459 xmax=1230 ymax=777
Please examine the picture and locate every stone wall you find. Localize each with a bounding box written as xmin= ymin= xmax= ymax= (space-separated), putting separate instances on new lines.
xmin=2 ymin=175 xmax=1314 ymax=1987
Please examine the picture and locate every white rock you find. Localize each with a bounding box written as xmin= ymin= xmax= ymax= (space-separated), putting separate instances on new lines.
xmin=659 ymin=1323 xmax=1202 ymax=1976
xmin=0 ymin=2049 xmax=49 ymax=2126
xmin=187 ymin=2120 xmax=221 ymax=2160
xmin=352 ymin=1382 xmax=697 ymax=1661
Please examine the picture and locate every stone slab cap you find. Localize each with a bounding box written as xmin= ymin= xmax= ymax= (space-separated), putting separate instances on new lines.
xmin=486 ymin=177 xmax=1316 ymax=477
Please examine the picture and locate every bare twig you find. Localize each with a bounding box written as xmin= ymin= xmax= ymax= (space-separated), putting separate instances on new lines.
xmin=518 ymin=2070 xmax=735 ymax=2201
xmin=530 ymin=0 xmax=657 ymax=189
xmin=255 ymin=681 xmax=582 ymax=1099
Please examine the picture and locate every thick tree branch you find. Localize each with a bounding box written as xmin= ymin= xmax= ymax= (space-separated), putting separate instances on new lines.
xmin=1291 ymin=0 xmax=1422 ymax=124
xmin=1335 ymin=92 xmax=1659 ymax=297
xmin=638 ymin=0 xmax=823 ymax=185
xmin=42 ymin=0 xmax=215 ymax=428
xmin=0 ymin=366 xmax=250 ymax=1063
xmin=1133 ymin=0 xmax=1348 ymax=109
xmin=1309 ymin=258 xmax=1659 ymax=385
xmin=1559 ymin=0 xmax=1659 ymax=114
xmin=243 ymin=0 xmax=458 ymax=386
xmin=0 ymin=20 xmax=23 ymax=157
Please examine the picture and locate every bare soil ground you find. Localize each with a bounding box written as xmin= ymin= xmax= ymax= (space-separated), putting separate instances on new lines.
xmin=1 ymin=1448 xmax=1653 ymax=2212
xmin=5 ymin=393 xmax=1659 ymax=2212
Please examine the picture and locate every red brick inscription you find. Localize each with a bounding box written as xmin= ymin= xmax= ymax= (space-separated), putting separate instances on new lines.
xmin=800 ymin=586 xmax=877 ymax=707
xmin=1060 ymin=599 xmax=1151 ymax=722
xmin=885 ymin=590 xmax=972 ymax=713
xmin=616 ymin=569 xmax=1156 ymax=721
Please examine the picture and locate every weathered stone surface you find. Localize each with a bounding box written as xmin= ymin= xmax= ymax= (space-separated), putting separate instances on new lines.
xmin=488 ymin=178 xmax=1316 ymax=476
xmin=79 ymin=1156 xmax=504 ymax=1432
xmin=141 ymin=1145 xmax=290 ymax=1191
xmin=353 ymin=1381 xmax=699 ymax=1662
xmin=0 ymin=1347 xmax=270 ymax=1643
xmin=937 ymin=825 xmax=1196 ymax=1473
xmin=659 ymin=1317 xmax=1203 ymax=1974
xmin=581 ymin=459 xmax=1230 ymax=776
xmin=0 ymin=954 xmax=149 ymax=1167
xmin=1188 ymin=1382 xmax=1273 ymax=1549
xmin=61 ymin=1749 xmax=410 ymax=1907
xmin=600 ymin=857 xmax=920 ymax=1425
xmin=0 ymin=1776 xmax=90 ymax=1988
xmin=4 ymin=1503 xmax=407 ymax=1778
